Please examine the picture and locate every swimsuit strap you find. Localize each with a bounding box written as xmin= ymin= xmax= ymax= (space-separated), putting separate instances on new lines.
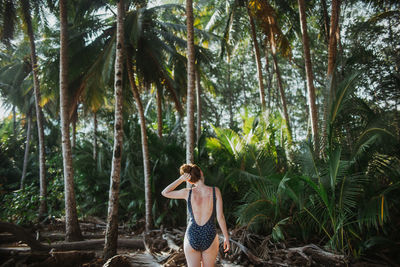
xmin=188 ymin=188 xmax=193 ymax=216
xmin=212 ymin=187 xmax=216 ymax=217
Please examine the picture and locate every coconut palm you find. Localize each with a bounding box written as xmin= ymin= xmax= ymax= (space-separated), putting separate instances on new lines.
xmin=247 ymin=7 xmax=266 ymax=110
xmin=20 ymin=0 xmax=48 ymax=219
xmin=0 ymin=0 xmax=49 ymax=219
xmin=59 ymin=0 xmax=83 ymax=242
xmin=321 ymin=0 xmax=341 ymax=155
xmin=186 ymin=0 xmax=195 ymax=164
xmin=297 ymin=0 xmax=319 ymax=155
xmin=247 ymin=0 xmax=293 ymax=144
xmin=103 ymin=0 xmax=124 ymax=260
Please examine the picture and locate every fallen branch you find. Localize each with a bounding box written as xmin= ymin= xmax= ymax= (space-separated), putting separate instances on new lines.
xmin=287 ymin=244 xmax=346 ymax=266
xmin=162 ymin=233 xmax=181 ymax=252
xmin=221 ymin=236 xmax=264 ymax=265
xmin=0 ymin=221 xmax=144 ymax=252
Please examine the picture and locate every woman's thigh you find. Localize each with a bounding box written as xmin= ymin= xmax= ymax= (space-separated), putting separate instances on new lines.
xmin=184 ymin=235 xmax=202 ymax=267
xmin=201 ymin=234 xmax=219 ymax=267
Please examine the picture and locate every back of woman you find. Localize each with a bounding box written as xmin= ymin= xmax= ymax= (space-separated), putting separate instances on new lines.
xmin=161 ymin=164 xmax=230 ymax=267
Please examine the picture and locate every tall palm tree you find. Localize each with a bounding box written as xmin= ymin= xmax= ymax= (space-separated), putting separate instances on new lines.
xmin=186 ymin=0 xmax=195 ymax=164
xmin=247 ymin=7 xmax=266 ymax=110
xmin=126 ymin=49 xmax=152 ymax=232
xmin=1 ymin=0 xmax=48 ymax=219
xmin=297 ymin=0 xmax=319 ymax=154
xmin=248 ymin=0 xmax=293 ymax=143
xmin=271 ymin=50 xmax=292 ymax=144
xmin=21 ymin=0 xmax=47 ymax=217
xmin=103 ymin=0 xmax=124 ymax=260
xmin=59 ymin=0 xmax=82 ymax=242
xmin=322 ymin=0 xmax=341 ymax=154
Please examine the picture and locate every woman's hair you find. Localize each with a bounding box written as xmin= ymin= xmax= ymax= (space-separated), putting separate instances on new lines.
xmin=179 ymin=164 xmax=202 ymax=183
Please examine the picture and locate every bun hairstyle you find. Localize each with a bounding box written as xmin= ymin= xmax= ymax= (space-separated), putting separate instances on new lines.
xmin=180 ymin=164 xmax=202 ymax=183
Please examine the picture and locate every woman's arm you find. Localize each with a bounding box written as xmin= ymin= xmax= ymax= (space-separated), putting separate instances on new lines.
xmin=215 ymin=187 xmax=230 ymax=252
xmin=161 ymin=173 xmax=190 ymax=199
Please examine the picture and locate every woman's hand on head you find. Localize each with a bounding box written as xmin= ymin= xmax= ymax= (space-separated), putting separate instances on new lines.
xmin=180 ymin=173 xmax=191 ymax=182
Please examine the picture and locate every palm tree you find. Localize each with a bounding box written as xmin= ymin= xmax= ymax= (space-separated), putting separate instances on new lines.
xmin=59 ymin=0 xmax=83 ymax=242
xmin=247 ymin=7 xmax=266 ymax=110
xmin=271 ymin=51 xmax=292 ymax=144
xmin=297 ymin=0 xmax=319 ymax=155
xmin=186 ymin=0 xmax=195 ymax=164
xmin=126 ymin=49 xmax=152 ymax=232
xmin=248 ymin=0 xmax=293 ymax=144
xmin=20 ymin=0 xmax=47 ymax=218
xmin=322 ymin=0 xmax=341 ymax=154
xmin=0 ymin=0 xmax=48 ymax=219
xmin=103 ymin=0 xmax=124 ymax=260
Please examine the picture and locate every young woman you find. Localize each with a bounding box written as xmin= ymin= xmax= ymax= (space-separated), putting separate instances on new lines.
xmin=161 ymin=164 xmax=230 ymax=267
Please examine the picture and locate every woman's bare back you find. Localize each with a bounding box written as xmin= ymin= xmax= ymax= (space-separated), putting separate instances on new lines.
xmin=189 ymin=186 xmax=214 ymax=226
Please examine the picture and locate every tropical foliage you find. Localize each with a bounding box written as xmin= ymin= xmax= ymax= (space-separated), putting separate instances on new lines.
xmin=0 ymin=0 xmax=399 ymax=261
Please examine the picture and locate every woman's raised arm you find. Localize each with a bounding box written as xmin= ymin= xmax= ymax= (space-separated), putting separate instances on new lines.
xmin=161 ymin=173 xmax=190 ymax=199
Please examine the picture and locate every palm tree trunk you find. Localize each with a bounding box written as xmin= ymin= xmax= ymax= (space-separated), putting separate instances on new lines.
xmin=264 ymin=42 xmax=272 ymax=110
xmin=12 ymin=106 xmax=16 ymax=135
xmin=271 ymin=49 xmax=292 ymax=144
xmin=60 ymin=0 xmax=82 ymax=242
xmin=186 ymin=0 xmax=195 ymax=164
xmin=21 ymin=0 xmax=47 ymax=219
xmin=93 ymin=111 xmax=97 ymax=163
xmin=195 ymin=68 xmax=202 ymax=143
xmin=322 ymin=0 xmax=340 ymax=154
xmin=298 ymin=0 xmax=319 ymax=155
xmin=248 ymin=8 xmax=266 ymax=110
xmin=321 ymin=0 xmax=330 ymax=45
xmin=103 ymin=0 xmax=125 ymax=260
xmin=21 ymin=111 xmax=32 ymax=190
xmin=156 ymin=87 xmax=163 ymax=139
xmin=327 ymin=0 xmax=340 ymax=79
xmin=72 ymin=117 xmax=76 ymax=149
xmin=126 ymin=54 xmax=152 ymax=233
xmin=227 ymin=55 xmax=234 ymax=128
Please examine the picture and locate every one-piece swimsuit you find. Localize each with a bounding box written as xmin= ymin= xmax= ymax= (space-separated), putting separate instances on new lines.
xmin=186 ymin=187 xmax=216 ymax=251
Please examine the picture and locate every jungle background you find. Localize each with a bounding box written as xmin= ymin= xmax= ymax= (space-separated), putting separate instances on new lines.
xmin=0 ymin=0 xmax=399 ymax=266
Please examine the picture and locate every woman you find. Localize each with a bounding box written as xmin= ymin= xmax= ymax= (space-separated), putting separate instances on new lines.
xmin=161 ymin=164 xmax=230 ymax=267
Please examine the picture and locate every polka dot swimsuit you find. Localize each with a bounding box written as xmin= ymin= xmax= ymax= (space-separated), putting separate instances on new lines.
xmin=187 ymin=187 xmax=217 ymax=251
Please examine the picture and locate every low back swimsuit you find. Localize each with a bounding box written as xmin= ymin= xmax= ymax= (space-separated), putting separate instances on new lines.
xmin=187 ymin=187 xmax=217 ymax=251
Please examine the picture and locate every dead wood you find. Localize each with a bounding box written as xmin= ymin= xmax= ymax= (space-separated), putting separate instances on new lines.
xmin=0 ymin=221 xmax=144 ymax=252
xmin=50 ymin=238 xmax=144 ymax=251
xmin=223 ymin=236 xmax=264 ymax=265
xmin=0 ymin=222 xmax=48 ymax=251
xmin=286 ymin=244 xmax=346 ymax=266
xmin=1 ymin=232 xmax=106 ymax=244
xmin=162 ymin=233 xmax=181 ymax=252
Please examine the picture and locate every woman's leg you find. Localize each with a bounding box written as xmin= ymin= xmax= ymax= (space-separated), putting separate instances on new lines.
xmin=184 ymin=235 xmax=202 ymax=267
xmin=201 ymin=234 xmax=219 ymax=267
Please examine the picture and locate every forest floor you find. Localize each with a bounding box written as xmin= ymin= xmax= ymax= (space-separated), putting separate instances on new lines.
xmin=0 ymin=217 xmax=394 ymax=267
